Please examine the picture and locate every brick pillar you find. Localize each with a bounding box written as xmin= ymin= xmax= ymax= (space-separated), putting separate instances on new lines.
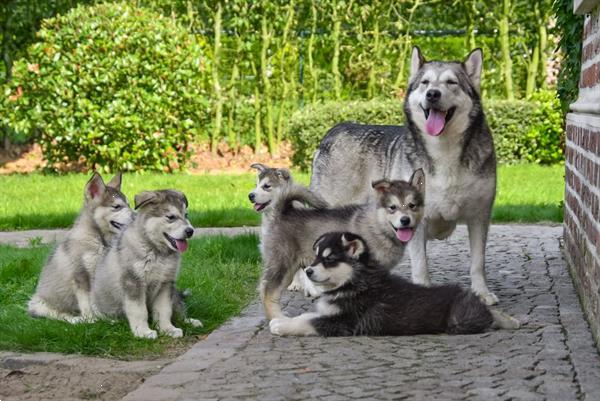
xmin=565 ymin=0 xmax=600 ymax=346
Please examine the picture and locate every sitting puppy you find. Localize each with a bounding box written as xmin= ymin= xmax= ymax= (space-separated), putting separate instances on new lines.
xmin=92 ymin=190 xmax=200 ymax=339
xmin=270 ymin=232 xmax=520 ymax=336
xmin=249 ymin=163 xmax=426 ymax=321
xmin=28 ymin=172 xmax=133 ymax=323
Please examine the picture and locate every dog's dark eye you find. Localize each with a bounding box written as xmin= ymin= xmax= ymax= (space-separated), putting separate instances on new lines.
xmin=421 ymin=80 xmax=429 ymax=85
xmin=446 ymin=80 xmax=458 ymax=85
xmin=408 ymin=203 xmax=417 ymax=210
xmin=262 ymin=184 xmax=271 ymax=191
xmin=388 ymin=205 xmax=398 ymax=213
xmin=166 ymin=214 xmax=176 ymax=221
xmin=112 ymin=204 xmax=122 ymax=210
xmin=324 ymin=256 xmax=336 ymax=263
xmin=184 ymin=213 xmax=189 ymax=219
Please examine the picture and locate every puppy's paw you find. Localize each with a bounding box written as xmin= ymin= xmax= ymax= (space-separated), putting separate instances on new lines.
xmin=303 ymin=281 xmax=322 ymax=298
xmin=287 ymin=280 xmax=303 ymax=292
xmin=164 ymin=327 xmax=184 ymax=338
xmin=475 ymin=289 xmax=499 ymax=306
xmin=133 ymin=328 xmax=158 ymax=340
xmin=185 ymin=318 xmax=203 ymax=327
xmin=269 ymin=317 xmax=292 ymax=336
xmin=66 ymin=316 xmax=86 ymax=324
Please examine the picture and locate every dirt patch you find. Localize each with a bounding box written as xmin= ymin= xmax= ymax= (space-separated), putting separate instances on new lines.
xmin=0 ymin=141 xmax=293 ymax=175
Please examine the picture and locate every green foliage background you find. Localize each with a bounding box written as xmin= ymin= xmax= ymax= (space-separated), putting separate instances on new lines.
xmin=0 ymin=0 xmax=571 ymax=170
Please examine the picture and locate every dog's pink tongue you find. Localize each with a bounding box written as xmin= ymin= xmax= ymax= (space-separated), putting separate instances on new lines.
xmin=425 ymin=109 xmax=447 ymax=136
xmin=253 ymin=203 xmax=263 ymax=211
xmin=175 ymin=239 xmax=188 ymax=253
xmin=396 ymin=228 xmax=414 ymax=242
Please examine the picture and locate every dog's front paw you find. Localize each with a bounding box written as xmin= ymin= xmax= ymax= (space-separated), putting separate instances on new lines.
xmin=269 ymin=318 xmax=292 ymax=336
xmin=287 ymin=280 xmax=303 ymax=292
xmin=185 ymin=318 xmax=203 ymax=327
xmin=474 ymin=289 xmax=499 ymax=306
xmin=133 ymin=328 xmax=158 ymax=340
xmin=67 ymin=316 xmax=86 ymax=324
xmin=303 ymin=280 xmax=322 ymax=298
xmin=163 ymin=327 xmax=183 ymax=338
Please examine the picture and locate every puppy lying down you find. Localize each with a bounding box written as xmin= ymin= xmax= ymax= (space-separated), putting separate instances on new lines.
xmin=270 ymin=232 xmax=520 ymax=337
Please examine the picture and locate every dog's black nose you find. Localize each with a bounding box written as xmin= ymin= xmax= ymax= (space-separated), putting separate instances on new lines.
xmin=185 ymin=227 xmax=194 ymax=238
xmin=426 ymin=89 xmax=441 ymax=102
xmin=305 ymin=268 xmax=314 ymax=277
xmin=400 ymin=216 xmax=411 ymax=227
xmin=248 ymin=192 xmax=255 ymax=202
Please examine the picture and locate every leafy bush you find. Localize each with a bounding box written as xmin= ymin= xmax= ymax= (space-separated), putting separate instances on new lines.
xmin=288 ymin=93 xmax=564 ymax=170
xmin=2 ymin=3 xmax=211 ymax=172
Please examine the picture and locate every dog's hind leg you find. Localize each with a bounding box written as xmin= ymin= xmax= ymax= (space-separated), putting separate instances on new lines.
xmin=447 ymin=290 xmax=494 ymax=334
xmin=260 ymin=265 xmax=293 ymax=320
xmin=73 ymin=267 xmax=96 ymax=322
xmin=467 ymin=218 xmax=498 ymax=305
xmin=490 ymin=309 xmax=520 ymax=330
xmin=152 ymin=283 xmax=183 ymax=338
xmin=28 ymin=295 xmax=83 ymax=324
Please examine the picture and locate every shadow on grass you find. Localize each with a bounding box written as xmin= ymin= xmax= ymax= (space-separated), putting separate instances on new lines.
xmin=492 ymin=203 xmax=563 ymax=223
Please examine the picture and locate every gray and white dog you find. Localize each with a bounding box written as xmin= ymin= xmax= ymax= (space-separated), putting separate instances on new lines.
xmin=311 ymin=47 xmax=499 ymax=305
xmin=92 ymin=189 xmax=200 ymax=339
xmin=249 ymin=163 xmax=425 ymax=320
xmin=28 ymin=172 xmax=133 ymax=323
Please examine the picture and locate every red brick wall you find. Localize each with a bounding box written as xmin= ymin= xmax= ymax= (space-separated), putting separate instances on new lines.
xmin=565 ymin=2 xmax=600 ymax=347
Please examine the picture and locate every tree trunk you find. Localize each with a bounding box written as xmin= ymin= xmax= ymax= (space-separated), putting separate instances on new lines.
xmin=332 ymin=2 xmax=342 ymax=100
xmin=538 ymin=16 xmax=548 ymax=89
xmin=308 ymin=0 xmax=318 ymax=103
xmin=260 ymin=15 xmax=275 ymax=155
xmin=211 ymin=3 xmax=223 ymax=154
xmin=499 ymin=0 xmax=514 ymax=100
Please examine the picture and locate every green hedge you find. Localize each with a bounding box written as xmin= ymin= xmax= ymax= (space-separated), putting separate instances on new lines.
xmin=2 ymin=3 xmax=211 ymax=173
xmin=288 ymin=93 xmax=564 ymax=170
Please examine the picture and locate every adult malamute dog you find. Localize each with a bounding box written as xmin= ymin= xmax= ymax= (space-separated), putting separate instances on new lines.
xmin=28 ymin=173 xmax=133 ymax=323
xmin=92 ymin=190 xmax=199 ymax=339
xmin=249 ymin=164 xmax=425 ymax=320
xmin=270 ymin=232 xmax=519 ymax=337
xmin=311 ymin=47 xmax=499 ymax=305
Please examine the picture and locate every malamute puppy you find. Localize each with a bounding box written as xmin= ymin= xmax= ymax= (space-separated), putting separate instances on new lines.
xmin=28 ymin=172 xmax=133 ymax=323
xmin=270 ymin=232 xmax=520 ymax=337
xmin=311 ymin=47 xmax=499 ymax=305
xmin=92 ymin=190 xmax=199 ymax=339
xmin=249 ymin=164 xmax=426 ymax=320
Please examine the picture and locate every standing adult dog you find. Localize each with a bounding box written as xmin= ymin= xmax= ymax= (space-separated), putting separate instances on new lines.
xmin=28 ymin=173 xmax=133 ymax=323
xmin=310 ymin=47 xmax=499 ymax=305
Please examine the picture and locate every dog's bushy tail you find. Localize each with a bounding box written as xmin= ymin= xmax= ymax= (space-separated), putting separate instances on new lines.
xmin=274 ymin=184 xmax=329 ymax=215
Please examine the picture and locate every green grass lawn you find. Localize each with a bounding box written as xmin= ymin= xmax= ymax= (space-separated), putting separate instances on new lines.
xmin=0 ymin=234 xmax=261 ymax=359
xmin=0 ymin=164 xmax=563 ymax=230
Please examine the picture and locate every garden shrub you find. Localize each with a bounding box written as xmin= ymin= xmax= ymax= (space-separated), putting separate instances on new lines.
xmin=2 ymin=2 xmax=211 ymax=172
xmin=288 ymin=93 xmax=564 ymax=170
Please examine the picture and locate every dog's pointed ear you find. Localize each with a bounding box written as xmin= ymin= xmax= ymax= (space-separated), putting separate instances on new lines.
xmin=409 ymin=46 xmax=425 ymax=83
xmin=409 ymin=169 xmax=425 ymax=194
xmin=372 ymin=179 xmax=391 ymax=194
xmin=250 ymin=163 xmax=267 ymax=173
xmin=107 ymin=172 xmax=122 ymax=190
xmin=134 ymin=191 xmax=159 ymax=210
xmin=463 ymin=48 xmax=483 ymax=92
xmin=341 ymin=233 xmax=366 ymax=259
xmin=172 ymin=190 xmax=189 ymax=208
xmin=276 ymin=168 xmax=291 ymax=181
xmin=85 ymin=172 xmax=106 ymax=201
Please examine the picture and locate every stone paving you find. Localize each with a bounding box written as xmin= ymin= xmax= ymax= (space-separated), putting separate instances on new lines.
xmin=120 ymin=225 xmax=600 ymax=401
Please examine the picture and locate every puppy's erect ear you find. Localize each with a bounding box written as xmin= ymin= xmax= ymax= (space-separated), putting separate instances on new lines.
xmin=409 ymin=169 xmax=425 ymax=195
xmin=463 ymin=48 xmax=483 ymax=92
xmin=107 ymin=172 xmax=122 ymax=190
xmin=250 ymin=163 xmax=268 ymax=173
xmin=341 ymin=233 xmax=366 ymax=260
xmin=372 ymin=179 xmax=391 ymax=195
xmin=276 ymin=168 xmax=291 ymax=182
xmin=134 ymin=191 xmax=159 ymax=210
xmin=312 ymin=233 xmax=327 ymax=253
xmin=170 ymin=190 xmax=189 ymax=208
xmin=409 ymin=46 xmax=425 ymax=83
xmin=85 ymin=172 xmax=106 ymax=201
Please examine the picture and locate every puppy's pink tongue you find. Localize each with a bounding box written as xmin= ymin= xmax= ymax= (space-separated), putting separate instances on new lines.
xmin=396 ymin=228 xmax=414 ymax=242
xmin=425 ymin=109 xmax=447 ymax=136
xmin=253 ymin=203 xmax=262 ymax=211
xmin=175 ymin=239 xmax=188 ymax=253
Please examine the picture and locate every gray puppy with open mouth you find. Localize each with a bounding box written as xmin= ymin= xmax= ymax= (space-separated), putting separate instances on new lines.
xmin=92 ymin=189 xmax=201 ymax=339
